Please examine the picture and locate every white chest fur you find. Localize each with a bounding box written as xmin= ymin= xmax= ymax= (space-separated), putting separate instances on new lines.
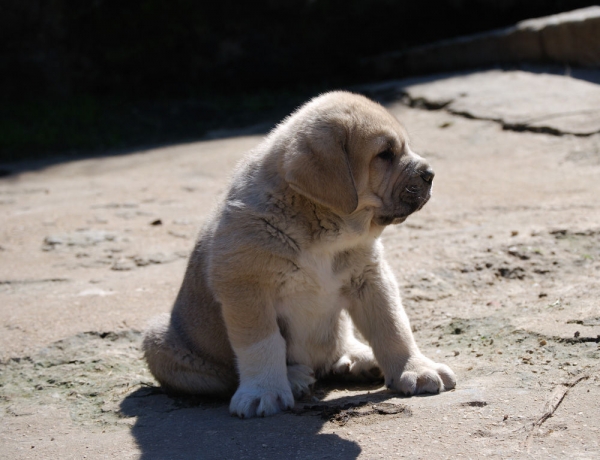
xmin=275 ymin=247 xmax=352 ymax=370
xmin=300 ymin=250 xmax=343 ymax=293
xmin=277 ymin=249 xmax=347 ymax=311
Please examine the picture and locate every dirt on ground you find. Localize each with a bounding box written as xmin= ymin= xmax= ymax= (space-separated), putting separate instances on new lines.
xmin=1 ymin=69 xmax=599 ymax=459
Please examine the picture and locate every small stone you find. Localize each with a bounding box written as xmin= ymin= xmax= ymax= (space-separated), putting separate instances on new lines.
xmin=111 ymin=259 xmax=136 ymax=271
xmin=150 ymin=219 xmax=162 ymax=226
xmin=511 ymin=230 xmax=519 ymax=237
xmin=168 ymin=230 xmax=189 ymax=239
xmin=133 ymin=253 xmax=178 ymax=267
xmin=43 ymin=230 xmax=117 ymax=250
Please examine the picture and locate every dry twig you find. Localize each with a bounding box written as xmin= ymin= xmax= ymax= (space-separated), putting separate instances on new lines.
xmin=524 ymin=374 xmax=590 ymax=451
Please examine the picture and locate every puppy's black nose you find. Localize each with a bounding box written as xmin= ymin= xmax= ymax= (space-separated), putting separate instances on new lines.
xmin=419 ymin=167 xmax=435 ymax=183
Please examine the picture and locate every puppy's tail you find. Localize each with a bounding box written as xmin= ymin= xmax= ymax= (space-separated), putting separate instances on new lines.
xmin=142 ymin=313 xmax=237 ymax=396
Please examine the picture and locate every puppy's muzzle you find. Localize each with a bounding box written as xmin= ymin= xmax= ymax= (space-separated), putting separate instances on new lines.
xmin=375 ymin=163 xmax=435 ymax=226
xmin=397 ymin=165 xmax=434 ymax=213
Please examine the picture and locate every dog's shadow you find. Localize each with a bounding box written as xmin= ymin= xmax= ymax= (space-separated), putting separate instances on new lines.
xmin=120 ymin=380 xmax=395 ymax=460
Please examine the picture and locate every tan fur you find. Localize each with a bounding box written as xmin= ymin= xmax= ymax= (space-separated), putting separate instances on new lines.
xmin=143 ymin=91 xmax=456 ymax=418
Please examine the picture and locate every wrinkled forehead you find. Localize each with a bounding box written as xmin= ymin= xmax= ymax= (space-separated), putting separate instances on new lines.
xmin=371 ymin=130 xmax=408 ymax=151
xmin=352 ymin=110 xmax=410 ymax=153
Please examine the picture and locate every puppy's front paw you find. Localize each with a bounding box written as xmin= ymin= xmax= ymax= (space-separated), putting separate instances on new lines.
xmin=230 ymin=382 xmax=294 ymax=418
xmin=386 ymin=355 xmax=456 ymax=396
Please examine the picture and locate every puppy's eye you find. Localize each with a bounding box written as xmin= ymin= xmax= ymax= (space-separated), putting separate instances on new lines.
xmin=377 ymin=150 xmax=395 ymax=162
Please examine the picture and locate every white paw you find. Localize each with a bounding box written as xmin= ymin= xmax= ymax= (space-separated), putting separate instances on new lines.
xmin=332 ymin=352 xmax=382 ymax=381
xmin=287 ymin=364 xmax=315 ymax=399
xmin=386 ymin=354 xmax=456 ymax=396
xmin=229 ymin=381 xmax=294 ymax=418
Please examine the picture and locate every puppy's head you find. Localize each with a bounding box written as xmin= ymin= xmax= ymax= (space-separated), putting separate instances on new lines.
xmin=283 ymin=91 xmax=434 ymax=226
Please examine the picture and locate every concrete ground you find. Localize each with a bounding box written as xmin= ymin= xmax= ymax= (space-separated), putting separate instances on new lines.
xmin=1 ymin=68 xmax=599 ymax=459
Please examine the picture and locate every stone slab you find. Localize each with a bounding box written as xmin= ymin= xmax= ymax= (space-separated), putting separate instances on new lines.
xmin=363 ymin=69 xmax=600 ymax=135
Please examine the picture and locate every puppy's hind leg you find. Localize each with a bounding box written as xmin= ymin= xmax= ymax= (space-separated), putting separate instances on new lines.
xmin=332 ymin=313 xmax=382 ymax=382
xmin=143 ymin=314 xmax=237 ymax=395
xmin=287 ymin=364 xmax=316 ymax=399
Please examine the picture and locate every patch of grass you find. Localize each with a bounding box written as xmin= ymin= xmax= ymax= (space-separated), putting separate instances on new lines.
xmin=0 ymin=331 xmax=152 ymax=426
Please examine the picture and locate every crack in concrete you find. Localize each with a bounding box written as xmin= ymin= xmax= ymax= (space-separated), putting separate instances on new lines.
xmin=364 ymin=84 xmax=600 ymax=137
xmin=399 ymin=93 xmax=600 ymax=137
xmin=557 ymin=335 xmax=600 ymax=344
xmin=0 ymin=278 xmax=70 ymax=285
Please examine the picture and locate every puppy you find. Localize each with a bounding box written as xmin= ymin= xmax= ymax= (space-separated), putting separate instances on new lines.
xmin=143 ymin=91 xmax=456 ymax=418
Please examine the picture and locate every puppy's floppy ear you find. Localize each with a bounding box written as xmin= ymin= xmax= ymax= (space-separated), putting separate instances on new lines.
xmin=284 ymin=123 xmax=359 ymax=215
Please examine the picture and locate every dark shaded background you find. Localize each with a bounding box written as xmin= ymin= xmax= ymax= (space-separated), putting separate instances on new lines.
xmin=1 ymin=0 xmax=597 ymax=161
